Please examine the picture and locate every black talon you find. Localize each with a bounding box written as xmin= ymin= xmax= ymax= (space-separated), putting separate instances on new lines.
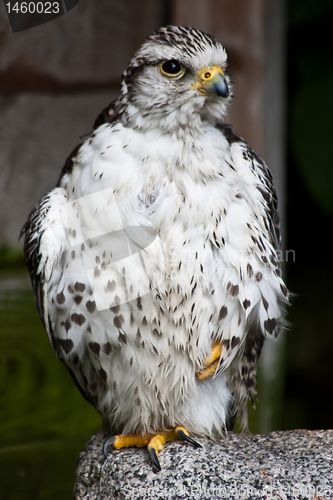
xmin=103 ymin=436 xmax=115 ymax=457
xmin=148 ymin=446 xmax=161 ymax=471
xmin=175 ymin=428 xmax=202 ymax=448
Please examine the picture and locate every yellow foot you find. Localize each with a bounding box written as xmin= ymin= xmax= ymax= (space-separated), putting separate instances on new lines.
xmin=196 ymin=341 xmax=222 ymax=380
xmin=104 ymin=426 xmax=201 ymax=471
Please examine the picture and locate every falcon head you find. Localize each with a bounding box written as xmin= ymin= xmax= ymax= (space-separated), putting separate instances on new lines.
xmin=121 ymin=26 xmax=231 ymax=130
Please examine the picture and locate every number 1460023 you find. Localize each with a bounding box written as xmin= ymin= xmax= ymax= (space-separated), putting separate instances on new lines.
xmin=6 ymin=2 xmax=61 ymax=14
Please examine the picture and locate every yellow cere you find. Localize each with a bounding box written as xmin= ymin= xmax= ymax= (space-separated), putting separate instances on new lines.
xmin=190 ymin=65 xmax=224 ymax=91
xmin=199 ymin=65 xmax=224 ymax=82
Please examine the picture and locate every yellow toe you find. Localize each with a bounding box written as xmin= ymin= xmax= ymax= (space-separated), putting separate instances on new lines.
xmin=196 ymin=341 xmax=222 ymax=380
xmin=112 ymin=433 xmax=154 ymax=449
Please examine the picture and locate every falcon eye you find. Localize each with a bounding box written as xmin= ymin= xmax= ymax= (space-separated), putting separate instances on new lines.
xmin=204 ymin=72 xmax=211 ymax=80
xmin=160 ymin=60 xmax=185 ymax=78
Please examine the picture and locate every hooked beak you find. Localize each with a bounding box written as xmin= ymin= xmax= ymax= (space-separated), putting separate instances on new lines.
xmin=191 ymin=66 xmax=230 ymax=98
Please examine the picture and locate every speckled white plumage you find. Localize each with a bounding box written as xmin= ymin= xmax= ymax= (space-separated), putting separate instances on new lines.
xmin=22 ymin=26 xmax=288 ymax=438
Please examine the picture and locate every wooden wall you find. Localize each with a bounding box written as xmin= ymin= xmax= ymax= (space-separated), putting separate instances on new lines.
xmin=0 ymin=0 xmax=285 ymax=250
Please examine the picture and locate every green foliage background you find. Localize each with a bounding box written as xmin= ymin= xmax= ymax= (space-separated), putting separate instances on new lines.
xmin=0 ymin=275 xmax=101 ymax=499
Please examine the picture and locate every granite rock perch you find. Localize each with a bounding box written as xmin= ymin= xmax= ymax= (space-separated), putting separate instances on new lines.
xmin=74 ymin=430 xmax=333 ymax=499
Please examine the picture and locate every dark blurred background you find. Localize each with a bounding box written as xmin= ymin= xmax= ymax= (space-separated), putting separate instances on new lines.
xmin=0 ymin=0 xmax=332 ymax=498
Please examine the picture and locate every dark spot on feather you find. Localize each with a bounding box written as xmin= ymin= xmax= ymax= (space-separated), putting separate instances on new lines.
xmin=86 ymin=300 xmax=96 ymax=313
xmin=255 ymin=272 xmax=263 ymax=282
xmin=102 ymin=342 xmax=112 ymax=355
xmin=229 ymin=283 xmax=239 ymax=297
xmin=118 ymin=331 xmax=127 ymax=344
xmin=247 ymin=264 xmax=254 ymax=278
xmin=71 ymin=250 xmax=75 ymax=259
xmin=222 ymin=339 xmax=230 ymax=349
xmin=153 ymin=328 xmax=162 ymax=339
xmin=68 ymin=285 xmax=74 ymax=294
xmin=262 ymin=296 xmax=269 ymax=311
xmin=218 ymin=306 xmax=228 ymax=320
xmin=57 ymin=291 xmax=65 ymax=305
xmin=243 ymin=299 xmax=251 ymax=309
xmin=264 ymin=318 xmax=277 ymax=334
xmin=71 ymin=313 xmax=86 ymax=326
xmin=107 ymin=280 xmax=116 ymax=292
xmin=99 ymin=367 xmax=107 ymax=383
xmin=81 ymin=243 xmax=85 ymax=251
xmin=94 ymin=267 xmax=101 ymax=278
xmin=136 ymin=297 xmax=142 ymax=310
xmin=280 ymin=284 xmax=288 ymax=297
xmin=75 ymin=282 xmax=86 ymax=293
xmin=89 ymin=342 xmax=100 ymax=355
xmin=142 ymin=316 xmax=147 ymax=326
xmin=257 ymin=186 xmax=271 ymax=204
xmin=74 ymin=295 xmax=82 ymax=305
xmin=114 ymin=315 xmax=124 ymax=328
xmin=270 ymin=254 xmax=278 ymax=266
xmin=109 ymin=303 xmax=120 ymax=314
xmin=251 ymin=236 xmax=264 ymax=252
xmin=58 ymin=338 xmax=74 ymax=354
xmin=231 ymin=336 xmax=241 ymax=349
xmin=64 ymin=319 xmax=71 ymax=332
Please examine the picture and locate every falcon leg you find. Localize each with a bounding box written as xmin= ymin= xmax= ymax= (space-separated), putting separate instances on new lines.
xmin=104 ymin=426 xmax=201 ymax=471
xmin=196 ymin=341 xmax=222 ymax=380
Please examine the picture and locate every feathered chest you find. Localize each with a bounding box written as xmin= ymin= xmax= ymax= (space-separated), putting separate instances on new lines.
xmin=62 ymin=122 xmax=269 ymax=295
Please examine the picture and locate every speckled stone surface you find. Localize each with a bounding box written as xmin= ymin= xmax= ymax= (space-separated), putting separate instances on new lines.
xmin=74 ymin=430 xmax=333 ymax=499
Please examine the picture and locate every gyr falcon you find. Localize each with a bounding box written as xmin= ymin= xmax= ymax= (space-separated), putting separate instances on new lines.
xmin=22 ymin=26 xmax=289 ymax=470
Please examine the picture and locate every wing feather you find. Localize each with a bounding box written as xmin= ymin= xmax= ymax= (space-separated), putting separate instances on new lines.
xmin=217 ymin=123 xmax=287 ymax=428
